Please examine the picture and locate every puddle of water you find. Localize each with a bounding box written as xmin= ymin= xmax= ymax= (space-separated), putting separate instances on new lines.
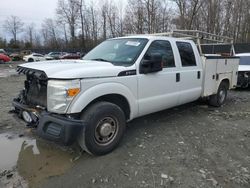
xmin=0 ymin=69 xmax=17 ymax=77
xmin=0 ymin=134 xmax=38 ymax=170
xmin=0 ymin=133 xmax=80 ymax=187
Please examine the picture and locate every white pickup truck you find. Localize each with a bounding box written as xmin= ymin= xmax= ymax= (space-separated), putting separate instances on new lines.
xmin=12 ymin=35 xmax=239 ymax=155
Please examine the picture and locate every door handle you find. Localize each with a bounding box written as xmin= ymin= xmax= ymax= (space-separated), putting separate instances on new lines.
xmin=176 ymin=73 xmax=180 ymax=82
xmin=197 ymin=71 xmax=201 ymax=79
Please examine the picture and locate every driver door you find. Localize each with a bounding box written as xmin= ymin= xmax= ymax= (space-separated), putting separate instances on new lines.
xmin=137 ymin=40 xmax=180 ymax=116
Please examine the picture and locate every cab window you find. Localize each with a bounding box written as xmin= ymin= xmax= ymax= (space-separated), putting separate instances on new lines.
xmin=144 ymin=40 xmax=175 ymax=68
xmin=176 ymin=42 xmax=196 ymax=67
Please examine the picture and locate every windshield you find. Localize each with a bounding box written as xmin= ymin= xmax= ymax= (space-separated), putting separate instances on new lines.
xmin=240 ymin=56 xmax=250 ymax=65
xmin=83 ymin=38 xmax=148 ymax=66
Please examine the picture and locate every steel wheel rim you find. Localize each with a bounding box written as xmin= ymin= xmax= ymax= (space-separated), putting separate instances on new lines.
xmin=94 ymin=116 xmax=118 ymax=146
xmin=218 ymin=89 xmax=226 ymax=103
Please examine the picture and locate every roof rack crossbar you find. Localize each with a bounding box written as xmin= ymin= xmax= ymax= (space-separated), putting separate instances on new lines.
xmin=126 ymin=30 xmax=235 ymax=56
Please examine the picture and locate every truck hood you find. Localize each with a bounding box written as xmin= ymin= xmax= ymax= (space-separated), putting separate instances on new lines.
xmin=239 ymin=65 xmax=250 ymax=72
xmin=18 ymin=60 xmax=131 ymax=79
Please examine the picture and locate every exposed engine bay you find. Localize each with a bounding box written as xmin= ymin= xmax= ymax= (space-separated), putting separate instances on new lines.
xmin=15 ymin=66 xmax=48 ymax=108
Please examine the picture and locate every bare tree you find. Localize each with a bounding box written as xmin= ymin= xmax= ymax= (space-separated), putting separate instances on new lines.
xmin=25 ymin=23 xmax=36 ymax=47
xmin=172 ymin=0 xmax=187 ymax=29
xmin=78 ymin=0 xmax=86 ymax=48
xmin=101 ymin=2 xmax=108 ymax=39
xmin=124 ymin=0 xmax=145 ymax=34
xmin=3 ymin=0 xmax=250 ymax=50
xmin=3 ymin=15 xmax=24 ymax=45
xmin=89 ymin=2 xmax=98 ymax=43
xmin=187 ymin=0 xmax=203 ymax=29
xmin=106 ymin=2 xmax=118 ymax=37
xmin=41 ymin=18 xmax=59 ymax=48
xmin=123 ymin=0 xmax=173 ymax=34
xmin=57 ymin=0 xmax=80 ymax=42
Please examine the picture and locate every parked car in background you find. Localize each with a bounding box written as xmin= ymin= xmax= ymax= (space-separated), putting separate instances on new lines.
xmin=0 ymin=53 xmax=11 ymax=63
xmin=235 ymin=53 xmax=250 ymax=88
xmin=10 ymin=50 xmax=32 ymax=61
xmin=44 ymin=55 xmax=54 ymax=61
xmin=45 ymin=52 xmax=65 ymax=60
xmin=60 ymin=52 xmax=81 ymax=59
xmin=80 ymin=52 xmax=87 ymax=58
xmin=23 ymin=53 xmax=46 ymax=62
xmin=0 ymin=49 xmax=8 ymax=55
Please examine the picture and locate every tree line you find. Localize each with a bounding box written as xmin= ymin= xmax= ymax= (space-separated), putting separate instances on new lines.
xmin=1 ymin=0 xmax=250 ymax=52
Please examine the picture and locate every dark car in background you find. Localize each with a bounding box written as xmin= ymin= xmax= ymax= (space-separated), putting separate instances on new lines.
xmin=46 ymin=52 xmax=66 ymax=60
xmin=60 ymin=52 xmax=81 ymax=59
xmin=9 ymin=50 xmax=32 ymax=61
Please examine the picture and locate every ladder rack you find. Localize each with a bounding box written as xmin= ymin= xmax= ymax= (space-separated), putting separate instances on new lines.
xmin=147 ymin=30 xmax=235 ymax=56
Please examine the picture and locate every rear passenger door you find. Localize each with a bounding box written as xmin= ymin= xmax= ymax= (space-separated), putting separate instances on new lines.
xmin=176 ymin=41 xmax=202 ymax=105
xmin=138 ymin=40 xmax=180 ymax=116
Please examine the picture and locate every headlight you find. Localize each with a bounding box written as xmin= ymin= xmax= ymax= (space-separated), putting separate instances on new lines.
xmin=47 ymin=79 xmax=81 ymax=113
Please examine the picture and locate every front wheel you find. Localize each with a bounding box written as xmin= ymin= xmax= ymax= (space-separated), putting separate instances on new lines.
xmin=78 ymin=102 xmax=126 ymax=156
xmin=209 ymin=81 xmax=228 ymax=107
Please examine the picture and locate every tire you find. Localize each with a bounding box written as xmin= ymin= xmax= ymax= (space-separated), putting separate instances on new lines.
xmin=0 ymin=59 xmax=4 ymax=64
xmin=78 ymin=102 xmax=126 ymax=156
xmin=209 ymin=81 xmax=228 ymax=107
xmin=28 ymin=58 xmax=34 ymax=62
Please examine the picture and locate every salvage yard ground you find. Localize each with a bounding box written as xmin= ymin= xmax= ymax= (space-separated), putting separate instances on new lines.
xmin=0 ymin=62 xmax=250 ymax=188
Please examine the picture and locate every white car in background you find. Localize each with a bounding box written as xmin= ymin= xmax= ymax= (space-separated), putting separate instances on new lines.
xmin=235 ymin=53 xmax=250 ymax=88
xmin=23 ymin=53 xmax=47 ymax=62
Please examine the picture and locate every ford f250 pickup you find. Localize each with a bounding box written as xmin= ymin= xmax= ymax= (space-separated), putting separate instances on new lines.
xmin=12 ymin=35 xmax=239 ymax=155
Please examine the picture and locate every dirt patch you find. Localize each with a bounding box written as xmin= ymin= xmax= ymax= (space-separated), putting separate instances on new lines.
xmin=0 ymin=132 xmax=81 ymax=188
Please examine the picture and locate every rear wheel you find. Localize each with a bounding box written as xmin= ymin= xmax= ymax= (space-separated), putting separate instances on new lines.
xmin=209 ymin=81 xmax=228 ymax=107
xmin=78 ymin=102 xmax=126 ymax=155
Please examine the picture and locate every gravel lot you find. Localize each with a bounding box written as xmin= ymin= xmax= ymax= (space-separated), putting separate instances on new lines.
xmin=0 ymin=62 xmax=250 ymax=188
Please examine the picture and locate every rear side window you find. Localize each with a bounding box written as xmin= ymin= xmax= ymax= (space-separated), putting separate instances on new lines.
xmin=176 ymin=42 xmax=196 ymax=67
xmin=240 ymin=56 xmax=250 ymax=65
xmin=144 ymin=40 xmax=175 ymax=68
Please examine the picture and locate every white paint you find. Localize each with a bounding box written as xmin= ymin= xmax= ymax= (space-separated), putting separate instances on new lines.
xmin=238 ymin=65 xmax=250 ymax=71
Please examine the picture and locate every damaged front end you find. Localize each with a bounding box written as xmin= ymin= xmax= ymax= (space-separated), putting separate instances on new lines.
xmin=12 ymin=66 xmax=84 ymax=145
xmin=13 ymin=66 xmax=48 ymax=126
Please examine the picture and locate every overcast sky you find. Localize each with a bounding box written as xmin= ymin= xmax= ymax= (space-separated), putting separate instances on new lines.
xmin=0 ymin=0 xmax=127 ymax=39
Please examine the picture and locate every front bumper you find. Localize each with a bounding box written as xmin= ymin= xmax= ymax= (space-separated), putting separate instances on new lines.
xmin=12 ymin=100 xmax=84 ymax=145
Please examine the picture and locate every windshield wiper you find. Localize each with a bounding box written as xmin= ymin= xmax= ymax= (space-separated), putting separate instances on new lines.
xmin=90 ymin=58 xmax=110 ymax=62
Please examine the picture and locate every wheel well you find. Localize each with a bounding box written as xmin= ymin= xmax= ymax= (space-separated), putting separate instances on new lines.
xmin=84 ymin=94 xmax=130 ymax=120
xmin=221 ymin=79 xmax=230 ymax=89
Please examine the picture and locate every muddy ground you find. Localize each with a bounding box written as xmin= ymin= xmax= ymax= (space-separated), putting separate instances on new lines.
xmin=0 ymin=62 xmax=250 ymax=188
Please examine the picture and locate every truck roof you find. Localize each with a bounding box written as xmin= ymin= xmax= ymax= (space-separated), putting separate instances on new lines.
xmin=235 ymin=53 xmax=250 ymax=57
xmin=115 ymin=35 xmax=194 ymax=44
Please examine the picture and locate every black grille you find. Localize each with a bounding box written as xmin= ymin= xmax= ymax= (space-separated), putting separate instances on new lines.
xmin=45 ymin=123 xmax=62 ymax=137
xmin=26 ymin=78 xmax=47 ymax=107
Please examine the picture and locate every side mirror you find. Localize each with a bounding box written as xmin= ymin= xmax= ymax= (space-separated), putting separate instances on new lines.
xmin=140 ymin=54 xmax=163 ymax=74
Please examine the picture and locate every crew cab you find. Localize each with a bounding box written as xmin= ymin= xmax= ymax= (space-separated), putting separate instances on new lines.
xmin=12 ymin=35 xmax=239 ymax=155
